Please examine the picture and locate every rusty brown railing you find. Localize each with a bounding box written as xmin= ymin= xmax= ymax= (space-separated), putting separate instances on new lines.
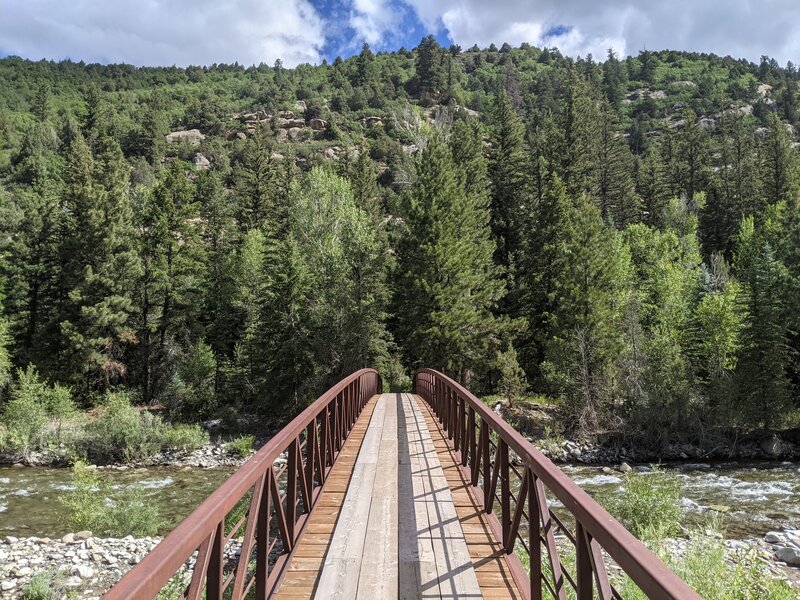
xmin=414 ymin=369 xmax=700 ymax=600
xmin=105 ymin=368 xmax=381 ymax=600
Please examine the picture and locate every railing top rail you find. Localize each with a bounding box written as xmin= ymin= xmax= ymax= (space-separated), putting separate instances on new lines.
xmin=414 ymin=368 xmax=700 ymax=600
xmin=106 ymin=368 xmax=379 ymax=600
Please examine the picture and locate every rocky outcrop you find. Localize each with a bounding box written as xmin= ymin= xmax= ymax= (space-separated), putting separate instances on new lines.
xmin=309 ymin=118 xmax=327 ymax=131
xmin=165 ymin=129 xmax=205 ymax=146
xmin=194 ymin=153 xmax=210 ymax=170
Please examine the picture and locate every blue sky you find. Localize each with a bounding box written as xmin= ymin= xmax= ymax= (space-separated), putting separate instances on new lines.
xmin=0 ymin=0 xmax=798 ymax=67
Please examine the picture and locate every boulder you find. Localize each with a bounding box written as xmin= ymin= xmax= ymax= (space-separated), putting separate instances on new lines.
xmin=619 ymin=462 xmax=632 ymax=473
xmin=295 ymin=100 xmax=307 ymax=113
xmin=61 ymin=533 xmax=75 ymax=543
xmin=278 ymin=117 xmax=306 ymax=129
xmin=278 ymin=110 xmax=295 ymax=119
xmin=765 ymin=531 xmax=784 ymax=544
xmin=672 ymin=80 xmax=697 ymax=88
xmin=165 ymin=129 xmax=205 ymax=146
xmin=287 ymin=127 xmax=308 ymax=142
xmin=236 ymin=132 xmax=247 ymax=140
xmin=309 ymin=118 xmax=327 ymax=131
xmin=1 ymin=580 xmax=16 ymax=591
xmin=270 ymin=151 xmax=285 ymax=160
xmin=697 ymin=117 xmax=716 ymax=130
xmin=194 ymin=153 xmax=211 ymax=170
xmin=776 ymin=545 xmax=800 ymax=565
xmin=757 ymin=83 xmax=773 ymax=97
xmin=74 ymin=531 xmax=92 ymax=541
xmin=760 ymin=434 xmax=783 ymax=457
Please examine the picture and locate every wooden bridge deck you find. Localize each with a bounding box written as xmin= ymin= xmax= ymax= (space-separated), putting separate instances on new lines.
xmin=274 ymin=393 xmax=522 ymax=599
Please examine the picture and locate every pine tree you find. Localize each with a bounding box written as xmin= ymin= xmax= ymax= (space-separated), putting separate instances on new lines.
xmin=601 ymin=49 xmax=627 ymax=109
xmin=595 ymin=100 xmax=642 ymax=227
xmin=488 ymin=94 xmax=527 ymax=271
xmin=542 ymin=193 xmax=632 ymax=432
xmin=552 ymin=70 xmax=599 ymax=200
xmin=759 ymin=112 xmax=799 ymax=205
xmin=637 ymin=144 xmax=670 ymax=228
xmin=233 ymin=130 xmax=278 ymax=232
xmin=395 ymin=135 xmax=506 ymax=382
xmin=135 ymin=161 xmax=202 ymax=402
xmin=416 ymin=35 xmax=444 ymax=101
xmin=733 ymin=216 xmax=791 ymax=427
xmin=58 ymin=134 xmax=140 ymax=397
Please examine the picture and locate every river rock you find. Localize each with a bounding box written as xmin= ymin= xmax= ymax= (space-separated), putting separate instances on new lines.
xmin=761 ymin=435 xmax=784 ymax=457
xmin=76 ymin=565 xmax=95 ymax=579
xmin=619 ymin=462 xmax=632 ymax=473
xmin=776 ymin=545 xmax=800 ymax=565
xmin=0 ymin=580 xmax=16 ymax=591
xmin=75 ymin=531 xmax=93 ymax=541
xmin=61 ymin=533 xmax=75 ymax=543
xmin=765 ymin=531 xmax=784 ymax=544
xmin=5 ymin=536 xmax=18 ymax=545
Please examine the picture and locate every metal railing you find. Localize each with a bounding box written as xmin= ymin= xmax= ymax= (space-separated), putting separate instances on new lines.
xmin=414 ymin=368 xmax=701 ymax=600
xmin=105 ymin=368 xmax=381 ymax=600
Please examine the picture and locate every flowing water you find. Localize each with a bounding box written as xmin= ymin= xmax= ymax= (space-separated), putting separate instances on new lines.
xmin=0 ymin=466 xmax=234 ymax=538
xmin=0 ymin=461 xmax=798 ymax=540
xmin=558 ymin=460 xmax=800 ymax=538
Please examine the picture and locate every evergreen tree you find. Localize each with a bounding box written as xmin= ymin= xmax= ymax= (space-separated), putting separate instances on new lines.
xmin=58 ymin=135 xmax=140 ymax=397
xmin=233 ymin=130 xmax=278 ymax=232
xmin=415 ymin=35 xmax=444 ymax=101
xmin=488 ymin=94 xmax=527 ymax=272
xmin=542 ymin=193 xmax=631 ymax=432
xmin=636 ymin=144 xmax=669 ymax=228
xmin=733 ymin=216 xmax=791 ymax=427
xmin=135 ymin=161 xmax=202 ymax=402
xmin=759 ymin=112 xmax=799 ymax=205
xmin=595 ymin=99 xmax=641 ymax=226
xmin=395 ymin=135 xmax=506 ymax=382
xmin=601 ymin=49 xmax=627 ymax=109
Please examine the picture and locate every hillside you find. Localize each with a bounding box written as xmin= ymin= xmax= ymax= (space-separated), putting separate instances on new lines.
xmin=0 ymin=39 xmax=799 ymax=459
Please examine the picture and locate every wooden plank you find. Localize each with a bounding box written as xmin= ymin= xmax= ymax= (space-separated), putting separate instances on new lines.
xmin=404 ymin=393 xmax=482 ymax=600
xmin=315 ymin=396 xmax=387 ymax=599
xmin=357 ymin=392 xmax=399 ymax=599
xmin=415 ymin=393 xmax=523 ymax=600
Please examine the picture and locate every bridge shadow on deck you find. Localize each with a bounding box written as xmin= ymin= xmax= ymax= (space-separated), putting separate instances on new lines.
xmin=397 ymin=392 xmax=482 ymax=599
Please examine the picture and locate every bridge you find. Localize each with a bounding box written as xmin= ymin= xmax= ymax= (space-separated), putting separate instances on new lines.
xmin=105 ymin=369 xmax=701 ymax=599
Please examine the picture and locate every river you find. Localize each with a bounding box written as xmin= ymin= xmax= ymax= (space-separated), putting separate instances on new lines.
xmin=0 ymin=461 xmax=797 ymax=540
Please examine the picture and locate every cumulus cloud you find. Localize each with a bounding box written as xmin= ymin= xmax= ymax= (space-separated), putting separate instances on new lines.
xmin=0 ymin=0 xmax=326 ymax=67
xmin=406 ymin=0 xmax=800 ymax=64
xmin=349 ymin=0 xmax=402 ymax=47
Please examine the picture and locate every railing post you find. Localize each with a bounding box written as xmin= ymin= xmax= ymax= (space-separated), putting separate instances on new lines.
xmin=207 ymin=521 xmax=223 ymax=600
xmin=481 ymin=420 xmax=490 ymax=507
xmin=287 ymin=438 xmax=298 ymax=544
xmin=530 ymin=471 xmax=542 ymax=600
xmin=576 ymin=523 xmax=592 ymax=600
xmin=500 ymin=440 xmax=510 ymax=549
xmin=256 ymin=471 xmax=271 ymax=599
xmin=465 ymin=405 xmax=475 ymax=468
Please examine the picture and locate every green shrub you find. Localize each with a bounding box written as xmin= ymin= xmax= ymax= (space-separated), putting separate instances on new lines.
xmin=608 ymin=467 xmax=682 ymax=541
xmin=615 ymin=526 xmax=796 ymax=600
xmin=59 ymin=462 xmax=163 ymax=536
xmin=226 ymin=435 xmax=254 ymax=457
xmin=167 ymin=341 xmax=217 ymax=419
xmin=21 ymin=571 xmax=57 ymax=600
xmin=2 ymin=367 xmax=50 ymax=458
xmin=87 ymin=392 xmax=165 ymax=462
xmin=162 ymin=423 xmax=209 ymax=452
xmin=496 ymin=344 xmax=527 ymax=406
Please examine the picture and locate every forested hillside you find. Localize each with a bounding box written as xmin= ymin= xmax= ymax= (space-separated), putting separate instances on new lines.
xmin=1 ymin=39 xmax=799 ymax=446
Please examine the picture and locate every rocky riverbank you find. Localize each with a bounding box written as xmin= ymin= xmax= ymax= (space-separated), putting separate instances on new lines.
xmin=493 ymin=402 xmax=800 ymax=464
xmin=1 ymin=529 xmax=797 ymax=598
xmin=0 ymin=442 xmax=249 ymax=470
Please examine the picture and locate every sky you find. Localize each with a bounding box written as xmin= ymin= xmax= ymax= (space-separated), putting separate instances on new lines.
xmin=0 ymin=0 xmax=798 ymax=68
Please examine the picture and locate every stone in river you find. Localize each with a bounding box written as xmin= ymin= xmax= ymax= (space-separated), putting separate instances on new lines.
xmin=1 ymin=579 xmax=16 ymax=591
xmin=74 ymin=531 xmax=92 ymax=540
xmin=61 ymin=533 xmax=75 ymax=543
xmin=619 ymin=462 xmax=632 ymax=473
xmin=776 ymin=545 xmax=800 ymax=565
xmin=765 ymin=531 xmax=784 ymax=544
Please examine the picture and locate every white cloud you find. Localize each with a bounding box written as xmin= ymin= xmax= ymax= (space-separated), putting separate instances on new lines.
xmin=0 ymin=0 xmax=326 ymax=67
xmin=349 ymin=0 xmax=401 ymax=47
xmin=408 ymin=0 xmax=800 ymax=64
